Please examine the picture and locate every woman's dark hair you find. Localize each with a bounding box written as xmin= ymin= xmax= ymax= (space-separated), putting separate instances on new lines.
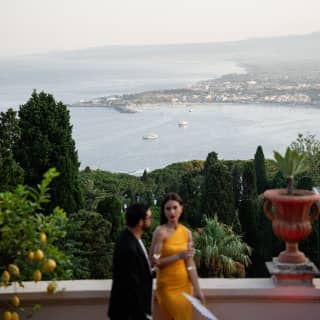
xmin=126 ymin=203 xmax=150 ymax=227
xmin=160 ymin=192 xmax=184 ymax=225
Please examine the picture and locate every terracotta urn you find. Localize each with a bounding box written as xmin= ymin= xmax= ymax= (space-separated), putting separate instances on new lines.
xmin=263 ymin=189 xmax=320 ymax=264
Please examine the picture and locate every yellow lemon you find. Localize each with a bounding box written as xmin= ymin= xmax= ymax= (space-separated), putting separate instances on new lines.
xmin=11 ymin=312 xmax=19 ymax=320
xmin=43 ymin=259 xmax=56 ymax=273
xmin=33 ymin=270 xmax=42 ymax=282
xmin=34 ymin=249 xmax=44 ymax=261
xmin=8 ymin=264 xmax=20 ymax=277
xmin=11 ymin=295 xmax=20 ymax=308
xmin=47 ymin=282 xmax=57 ymax=294
xmin=27 ymin=251 xmax=35 ymax=262
xmin=2 ymin=271 xmax=10 ymax=283
xmin=40 ymin=232 xmax=47 ymax=244
xmin=3 ymin=311 xmax=11 ymax=320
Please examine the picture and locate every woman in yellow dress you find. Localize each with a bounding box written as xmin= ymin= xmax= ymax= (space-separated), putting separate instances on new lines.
xmin=150 ymin=192 xmax=204 ymax=320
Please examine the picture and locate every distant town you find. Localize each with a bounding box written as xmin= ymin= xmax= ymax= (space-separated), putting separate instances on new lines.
xmin=72 ymin=67 xmax=320 ymax=113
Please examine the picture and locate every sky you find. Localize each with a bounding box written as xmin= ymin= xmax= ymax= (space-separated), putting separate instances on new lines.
xmin=1 ymin=0 xmax=320 ymax=56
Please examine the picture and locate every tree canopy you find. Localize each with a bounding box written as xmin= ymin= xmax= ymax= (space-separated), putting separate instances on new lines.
xmin=14 ymin=91 xmax=83 ymax=213
xmin=202 ymin=152 xmax=237 ymax=228
xmin=254 ymin=145 xmax=268 ymax=194
xmin=0 ymin=109 xmax=24 ymax=191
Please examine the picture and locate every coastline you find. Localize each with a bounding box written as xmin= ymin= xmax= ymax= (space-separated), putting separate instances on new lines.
xmin=1 ymin=100 xmax=288 ymax=114
xmin=69 ymin=100 xmax=320 ymax=113
xmin=70 ymin=62 xmax=320 ymax=113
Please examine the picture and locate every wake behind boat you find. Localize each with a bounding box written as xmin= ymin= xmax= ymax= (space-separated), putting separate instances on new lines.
xmin=178 ymin=120 xmax=188 ymax=127
xmin=142 ymin=133 xmax=159 ymax=140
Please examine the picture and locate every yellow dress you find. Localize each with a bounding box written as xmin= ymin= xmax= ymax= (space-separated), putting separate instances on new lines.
xmin=156 ymin=224 xmax=193 ymax=320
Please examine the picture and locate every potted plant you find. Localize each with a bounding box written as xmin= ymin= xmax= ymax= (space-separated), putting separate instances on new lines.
xmin=263 ymin=147 xmax=320 ymax=264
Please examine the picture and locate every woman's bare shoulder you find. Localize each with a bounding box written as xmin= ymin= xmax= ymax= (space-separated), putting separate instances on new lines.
xmin=153 ymin=225 xmax=167 ymax=239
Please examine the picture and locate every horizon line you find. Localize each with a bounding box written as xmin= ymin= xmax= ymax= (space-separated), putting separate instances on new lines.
xmin=2 ymin=29 xmax=320 ymax=59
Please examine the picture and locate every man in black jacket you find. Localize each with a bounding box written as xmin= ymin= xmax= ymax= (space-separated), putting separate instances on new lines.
xmin=108 ymin=203 xmax=153 ymax=320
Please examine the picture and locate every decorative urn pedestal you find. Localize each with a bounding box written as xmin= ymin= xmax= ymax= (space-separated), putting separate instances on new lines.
xmin=263 ymin=188 xmax=320 ymax=286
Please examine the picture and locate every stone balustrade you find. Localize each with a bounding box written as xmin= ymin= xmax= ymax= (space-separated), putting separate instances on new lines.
xmin=1 ymin=278 xmax=320 ymax=320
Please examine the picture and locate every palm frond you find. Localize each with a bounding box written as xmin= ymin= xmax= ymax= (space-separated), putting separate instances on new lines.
xmin=194 ymin=216 xmax=251 ymax=277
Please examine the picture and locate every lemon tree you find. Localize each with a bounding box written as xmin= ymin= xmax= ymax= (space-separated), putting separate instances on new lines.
xmin=0 ymin=168 xmax=72 ymax=319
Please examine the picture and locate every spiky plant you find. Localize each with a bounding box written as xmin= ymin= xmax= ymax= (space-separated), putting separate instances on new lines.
xmin=194 ymin=216 xmax=251 ymax=277
xmin=273 ymin=147 xmax=309 ymax=195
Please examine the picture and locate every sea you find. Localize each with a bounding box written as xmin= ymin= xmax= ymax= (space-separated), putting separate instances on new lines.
xmin=0 ymin=46 xmax=319 ymax=174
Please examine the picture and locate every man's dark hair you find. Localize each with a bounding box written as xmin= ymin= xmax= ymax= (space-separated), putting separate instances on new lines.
xmin=126 ymin=203 xmax=149 ymax=227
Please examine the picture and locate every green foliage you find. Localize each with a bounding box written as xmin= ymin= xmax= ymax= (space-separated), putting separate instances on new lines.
xmin=202 ymin=152 xmax=238 ymax=228
xmin=253 ymin=199 xmax=275 ymax=276
xmin=254 ymin=145 xmax=268 ymax=194
xmin=79 ymin=160 xmax=205 ymax=219
xmin=79 ymin=169 xmax=146 ymax=209
xmin=67 ymin=210 xmax=114 ymax=279
xmin=97 ymin=195 xmax=122 ymax=219
xmin=270 ymin=170 xmax=286 ymax=189
xmin=295 ymin=175 xmax=320 ymax=266
xmin=178 ymin=172 xmax=203 ymax=228
xmin=0 ymin=109 xmax=24 ymax=191
xmin=150 ymin=160 xmax=204 ymax=199
xmin=300 ymin=217 xmax=320 ymax=268
xmin=265 ymin=159 xmax=279 ymax=182
xmin=142 ymin=206 xmax=161 ymax=250
xmin=241 ymin=161 xmax=257 ymax=200
xmin=0 ymin=168 xmax=72 ymax=281
xmin=157 ymin=160 xmax=204 ymax=175
xmin=273 ymin=147 xmax=309 ymax=194
xmin=274 ymin=147 xmax=309 ymax=178
xmin=238 ymin=162 xmax=258 ymax=245
xmin=239 ymin=197 xmax=257 ymax=243
xmin=291 ymin=133 xmax=320 ymax=185
xmin=14 ymin=90 xmax=83 ymax=213
xmin=137 ymin=170 xmax=156 ymax=205
xmin=194 ymin=216 xmax=251 ymax=277
xmin=141 ymin=169 xmax=150 ymax=183
xmin=231 ymin=164 xmax=241 ymax=209
xmin=296 ymin=176 xmax=313 ymax=190
xmin=97 ymin=195 xmax=123 ymax=240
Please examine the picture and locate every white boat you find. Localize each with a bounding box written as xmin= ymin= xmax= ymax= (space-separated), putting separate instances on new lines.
xmin=142 ymin=133 xmax=159 ymax=140
xmin=178 ymin=120 xmax=188 ymax=127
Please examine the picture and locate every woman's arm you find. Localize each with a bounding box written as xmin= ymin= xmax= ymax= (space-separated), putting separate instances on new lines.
xmin=149 ymin=226 xmax=163 ymax=266
xmin=185 ymin=231 xmax=205 ymax=304
xmin=150 ymin=227 xmax=191 ymax=269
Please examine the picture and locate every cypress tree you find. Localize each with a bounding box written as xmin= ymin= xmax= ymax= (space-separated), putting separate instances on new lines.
xmin=238 ymin=161 xmax=259 ymax=276
xmin=141 ymin=169 xmax=149 ymax=183
xmin=202 ymin=152 xmax=238 ymax=228
xmin=179 ymin=172 xmax=203 ymax=228
xmin=254 ymin=145 xmax=268 ymax=194
xmin=232 ymin=164 xmax=241 ymax=210
xmin=0 ymin=109 xmax=24 ymax=191
xmin=14 ymin=91 xmax=83 ymax=213
xmin=238 ymin=162 xmax=258 ymax=244
xmin=255 ymin=199 xmax=274 ymax=276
